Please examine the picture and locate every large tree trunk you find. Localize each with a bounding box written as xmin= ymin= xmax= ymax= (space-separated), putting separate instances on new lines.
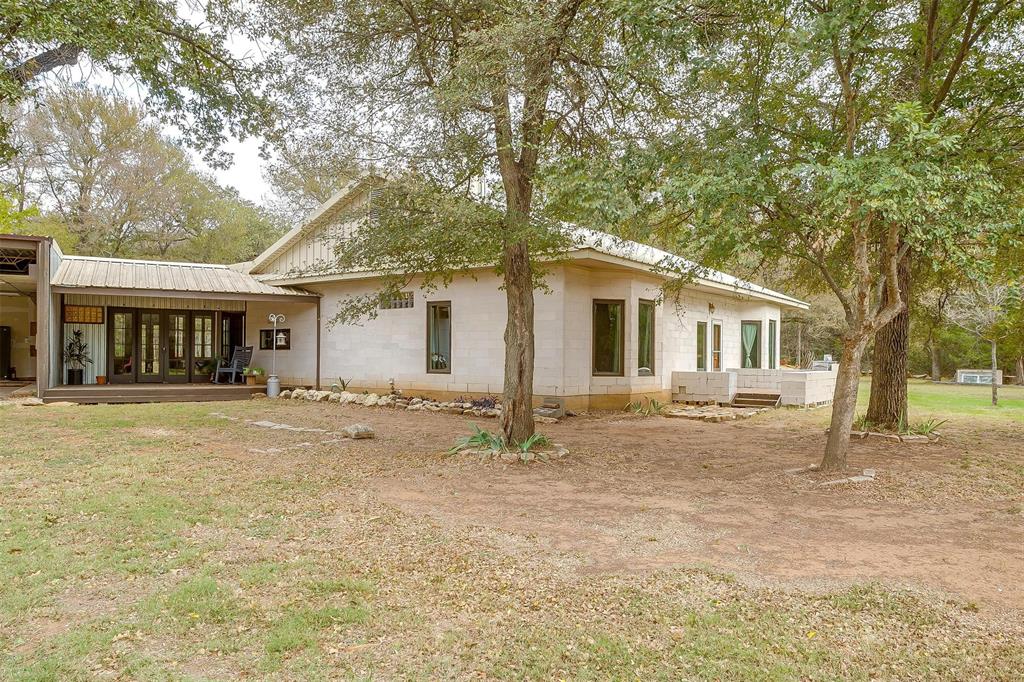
xmin=865 ymin=253 xmax=910 ymax=429
xmin=821 ymin=338 xmax=867 ymax=473
xmin=1016 ymin=356 xmax=1024 ymax=386
xmin=929 ymin=343 xmax=941 ymax=382
xmin=990 ymin=340 xmax=998 ymax=407
xmin=500 ymin=240 xmax=536 ymax=444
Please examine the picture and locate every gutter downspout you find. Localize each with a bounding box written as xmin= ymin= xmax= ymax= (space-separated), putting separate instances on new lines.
xmin=315 ymin=297 xmax=321 ymax=390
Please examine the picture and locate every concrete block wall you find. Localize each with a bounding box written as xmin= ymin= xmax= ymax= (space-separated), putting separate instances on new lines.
xmin=731 ymin=368 xmax=783 ymax=394
xmin=247 ymin=299 xmax=320 ymax=386
xmin=256 ymin=263 xmax=789 ymax=409
xmin=671 ymin=370 xmax=737 ymax=403
xmin=780 ymin=369 xmax=838 ymax=406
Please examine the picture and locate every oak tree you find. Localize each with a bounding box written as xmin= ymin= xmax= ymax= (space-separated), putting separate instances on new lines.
xmin=260 ymin=0 xmax=706 ymax=443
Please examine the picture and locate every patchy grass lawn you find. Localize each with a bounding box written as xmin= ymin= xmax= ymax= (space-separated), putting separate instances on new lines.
xmin=1 ymin=394 xmax=1022 ymax=680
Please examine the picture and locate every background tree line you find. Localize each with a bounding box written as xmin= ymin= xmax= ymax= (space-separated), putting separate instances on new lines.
xmin=1 ymin=87 xmax=284 ymax=263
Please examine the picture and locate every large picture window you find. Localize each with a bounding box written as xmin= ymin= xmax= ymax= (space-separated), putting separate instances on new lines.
xmin=696 ymin=321 xmax=707 ymax=371
xmin=741 ymin=321 xmax=761 ymax=369
xmin=592 ymin=299 xmax=624 ymax=376
xmin=768 ymin=319 xmax=777 ymax=369
xmin=427 ymin=301 xmax=451 ymax=373
xmin=638 ymin=300 xmax=655 ymax=376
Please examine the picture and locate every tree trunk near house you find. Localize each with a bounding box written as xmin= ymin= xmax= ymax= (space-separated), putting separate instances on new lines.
xmin=500 ymin=240 xmax=536 ymax=444
xmin=866 ymin=254 xmax=910 ymax=428
xmin=1016 ymin=355 xmax=1024 ymax=386
xmin=821 ymin=338 xmax=867 ymax=472
xmin=930 ymin=343 xmax=941 ymax=382
xmin=990 ymin=339 xmax=998 ymax=407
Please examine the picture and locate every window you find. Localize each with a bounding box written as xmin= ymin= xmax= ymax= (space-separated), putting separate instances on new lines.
xmin=638 ymin=300 xmax=655 ymax=376
xmin=712 ymin=322 xmax=722 ymax=371
xmin=260 ymin=328 xmax=291 ymax=350
xmin=427 ymin=302 xmax=451 ymax=373
xmin=696 ymin=321 xmax=707 ymax=371
xmin=741 ymin=321 xmax=761 ymax=369
xmin=592 ymin=300 xmax=624 ymax=376
xmin=768 ymin=319 xmax=777 ymax=369
xmin=381 ymin=291 xmax=414 ymax=310
xmin=63 ymin=305 xmax=103 ymax=324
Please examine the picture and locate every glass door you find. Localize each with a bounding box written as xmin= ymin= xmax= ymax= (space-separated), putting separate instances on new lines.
xmin=712 ymin=321 xmax=723 ymax=371
xmin=138 ymin=311 xmax=162 ymax=382
xmin=166 ymin=311 xmax=189 ymax=383
xmin=192 ymin=312 xmax=215 ymax=382
xmin=107 ymin=308 xmax=135 ymax=383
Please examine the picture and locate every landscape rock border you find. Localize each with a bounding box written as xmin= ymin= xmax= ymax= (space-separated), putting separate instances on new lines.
xmin=274 ymin=388 xmax=562 ymax=422
xmin=825 ymin=428 xmax=941 ymax=444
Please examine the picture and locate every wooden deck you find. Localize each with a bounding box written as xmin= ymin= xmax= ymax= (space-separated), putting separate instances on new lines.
xmin=42 ymin=383 xmax=261 ymax=404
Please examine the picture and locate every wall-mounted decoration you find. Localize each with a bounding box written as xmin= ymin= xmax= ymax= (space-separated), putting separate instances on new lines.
xmin=259 ymin=328 xmax=290 ymax=350
xmin=63 ymin=305 xmax=104 ymax=324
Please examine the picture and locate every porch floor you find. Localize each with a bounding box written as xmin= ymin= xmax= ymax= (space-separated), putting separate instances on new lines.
xmin=42 ymin=382 xmax=262 ymax=404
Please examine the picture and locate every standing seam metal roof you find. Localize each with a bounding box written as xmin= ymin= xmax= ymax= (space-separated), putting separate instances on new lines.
xmin=52 ymin=255 xmax=315 ymax=297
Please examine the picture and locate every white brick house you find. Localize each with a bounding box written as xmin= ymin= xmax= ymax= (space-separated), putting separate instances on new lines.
xmin=244 ymin=178 xmax=814 ymax=410
xmin=2 ymin=176 xmax=831 ymax=408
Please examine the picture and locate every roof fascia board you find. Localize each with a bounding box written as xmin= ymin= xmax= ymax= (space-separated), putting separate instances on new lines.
xmin=567 ymin=249 xmax=809 ymax=309
xmin=51 ymin=285 xmax=319 ymax=302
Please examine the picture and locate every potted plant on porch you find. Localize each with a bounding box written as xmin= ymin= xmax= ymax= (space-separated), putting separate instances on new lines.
xmin=243 ymin=366 xmax=266 ymax=386
xmin=63 ymin=330 xmax=93 ymax=385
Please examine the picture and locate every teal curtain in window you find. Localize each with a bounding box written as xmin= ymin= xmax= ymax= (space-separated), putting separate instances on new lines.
xmin=741 ymin=322 xmax=759 ymax=368
xmin=768 ymin=320 xmax=777 ymax=369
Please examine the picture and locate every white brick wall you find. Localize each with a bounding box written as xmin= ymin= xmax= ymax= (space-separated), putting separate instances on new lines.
xmin=248 ymin=263 xmax=788 ymax=401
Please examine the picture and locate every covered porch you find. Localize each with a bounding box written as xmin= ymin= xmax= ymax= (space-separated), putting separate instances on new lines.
xmin=43 ymin=254 xmax=319 ymax=402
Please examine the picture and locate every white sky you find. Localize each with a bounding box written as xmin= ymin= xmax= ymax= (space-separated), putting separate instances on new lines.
xmin=190 ymin=135 xmax=273 ymax=207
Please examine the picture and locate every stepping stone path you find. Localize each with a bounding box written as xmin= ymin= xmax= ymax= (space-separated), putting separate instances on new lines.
xmin=662 ymin=405 xmax=769 ymax=422
xmin=209 ymin=412 xmax=375 ymax=450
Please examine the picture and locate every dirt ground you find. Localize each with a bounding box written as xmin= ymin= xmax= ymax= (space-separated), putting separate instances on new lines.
xmin=4 ymin=394 xmax=1024 ymax=678
xmin=345 ymin=407 xmax=1023 ymax=616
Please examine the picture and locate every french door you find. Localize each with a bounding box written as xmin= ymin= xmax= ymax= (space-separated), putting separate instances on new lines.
xmin=137 ymin=310 xmax=189 ymax=383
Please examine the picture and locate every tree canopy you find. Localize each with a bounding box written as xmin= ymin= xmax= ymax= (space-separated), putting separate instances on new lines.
xmin=258 ymin=0 xmax=713 ymax=442
xmin=1 ymin=0 xmax=272 ymax=163
xmin=2 ymin=87 xmax=283 ymax=263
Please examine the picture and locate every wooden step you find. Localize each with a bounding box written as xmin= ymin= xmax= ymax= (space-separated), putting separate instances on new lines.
xmin=731 ymin=392 xmax=781 ymax=408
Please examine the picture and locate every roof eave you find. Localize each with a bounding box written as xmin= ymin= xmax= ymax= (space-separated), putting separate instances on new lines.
xmin=51 ymin=285 xmax=319 ymax=302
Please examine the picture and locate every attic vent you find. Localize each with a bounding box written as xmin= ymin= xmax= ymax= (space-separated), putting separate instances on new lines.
xmin=368 ymin=188 xmax=384 ymax=224
xmin=380 ymin=291 xmax=414 ymax=310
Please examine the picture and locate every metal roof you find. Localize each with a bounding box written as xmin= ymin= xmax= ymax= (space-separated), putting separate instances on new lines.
xmin=52 ymin=255 xmax=316 ymax=299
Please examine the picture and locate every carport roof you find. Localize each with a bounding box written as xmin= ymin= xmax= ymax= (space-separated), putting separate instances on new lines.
xmin=52 ymin=255 xmax=317 ymax=301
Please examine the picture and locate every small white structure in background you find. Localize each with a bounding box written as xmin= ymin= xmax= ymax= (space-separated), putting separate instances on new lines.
xmin=955 ymin=368 xmax=1003 ymax=386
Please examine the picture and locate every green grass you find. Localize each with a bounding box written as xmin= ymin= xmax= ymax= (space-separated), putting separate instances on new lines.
xmin=858 ymin=377 xmax=1024 ymax=421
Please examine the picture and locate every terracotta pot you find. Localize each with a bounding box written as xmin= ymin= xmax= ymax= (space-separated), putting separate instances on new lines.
xmin=246 ymin=376 xmax=257 ymax=386
xmin=96 ymin=375 xmax=108 ymax=385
